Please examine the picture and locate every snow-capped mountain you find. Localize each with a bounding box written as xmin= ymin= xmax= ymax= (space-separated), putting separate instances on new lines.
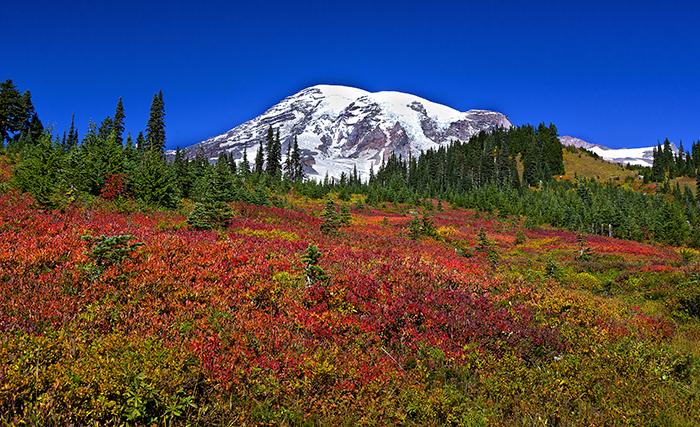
xmin=559 ymin=135 xmax=675 ymax=167
xmin=176 ymin=85 xmax=511 ymax=179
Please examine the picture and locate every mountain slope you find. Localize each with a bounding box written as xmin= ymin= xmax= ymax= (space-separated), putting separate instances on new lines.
xmin=177 ymin=85 xmax=511 ymax=179
xmin=559 ymin=135 xmax=676 ymax=167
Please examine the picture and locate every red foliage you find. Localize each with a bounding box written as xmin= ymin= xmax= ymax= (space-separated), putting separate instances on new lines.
xmin=99 ymin=173 xmax=128 ymax=200
xmin=0 ymin=192 xmax=685 ymax=403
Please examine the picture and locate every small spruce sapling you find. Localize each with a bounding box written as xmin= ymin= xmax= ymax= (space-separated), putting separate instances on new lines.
xmin=320 ymin=199 xmax=341 ymax=234
xmin=339 ymin=205 xmax=351 ymax=226
xmin=302 ymin=244 xmax=328 ymax=286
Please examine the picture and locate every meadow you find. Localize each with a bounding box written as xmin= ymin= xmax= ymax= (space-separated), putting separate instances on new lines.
xmin=1 ymin=185 xmax=698 ymax=425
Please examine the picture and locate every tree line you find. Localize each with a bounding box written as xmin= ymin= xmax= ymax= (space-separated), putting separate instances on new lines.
xmin=3 ymin=80 xmax=699 ymax=246
xmin=649 ymin=138 xmax=700 ymax=183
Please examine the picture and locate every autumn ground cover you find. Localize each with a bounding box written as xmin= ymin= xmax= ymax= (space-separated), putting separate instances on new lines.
xmin=1 ymin=189 xmax=699 ymax=425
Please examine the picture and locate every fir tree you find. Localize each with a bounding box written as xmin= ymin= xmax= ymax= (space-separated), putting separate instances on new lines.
xmin=290 ymin=136 xmax=303 ymax=181
xmin=301 ymin=244 xmax=328 ymax=286
xmin=173 ymin=148 xmax=192 ymax=198
xmin=265 ymin=127 xmax=282 ymax=177
xmin=113 ymin=98 xmax=125 ymax=146
xmin=284 ymin=141 xmax=292 ymax=180
xmin=13 ymin=132 xmax=66 ymax=207
xmin=212 ymin=153 xmax=235 ymax=201
xmin=97 ymin=116 xmax=113 ymax=142
xmin=135 ymin=131 xmax=145 ymax=152
xmin=145 ymin=90 xmax=165 ymax=153
xmin=408 ymin=214 xmax=422 ymax=240
xmin=240 ymin=143 xmax=251 ymax=176
xmin=0 ymin=80 xmax=24 ymax=147
xmin=254 ymin=140 xmax=265 ymax=174
xmin=132 ymin=149 xmax=179 ymax=208
xmin=339 ymin=205 xmax=351 ymax=225
xmin=320 ymin=199 xmax=340 ymax=234
xmin=71 ymin=121 xmax=125 ymax=195
xmin=64 ymin=114 xmax=79 ymax=150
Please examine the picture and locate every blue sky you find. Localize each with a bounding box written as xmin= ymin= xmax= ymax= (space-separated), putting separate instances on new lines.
xmin=2 ymin=0 xmax=699 ymax=149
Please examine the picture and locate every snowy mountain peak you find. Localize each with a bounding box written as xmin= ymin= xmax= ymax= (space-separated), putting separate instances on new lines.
xmin=559 ymin=135 xmax=677 ymax=167
xmin=179 ymin=85 xmax=511 ymax=179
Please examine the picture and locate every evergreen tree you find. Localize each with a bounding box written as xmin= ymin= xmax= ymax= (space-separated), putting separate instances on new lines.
xmin=187 ymin=155 xmax=235 ymax=229
xmin=291 ymin=136 xmax=303 ymax=181
xmin=70 ymin=121 xmax=125 ymax=195
xmin=301 ymin=244 xmax=328 ymax=286
xmin=113 ymin=97 xmax=125 ymax=146
xmin=13 ymin=132 xmax=67 ymax=207
xmin=339 ymin=205 xmax=351 ymax=225
xmin=254 ymin=139 xmax=265 ymax=174
xmin=97 ymin=117 xmax=114 ymax=142
xmin=240 ymin=143 xmax=251 ymax=176
xmin=320 ymin=199 xmax=340 ymax=234
xmin=284 ymin=141 xmax=292 ymax=180
xmin=132 ymin=149 xmax=179 ymax=208
xmin=64 ymin=114 xmax=79 ymax=150
xmin=145 ymin=91 xmax=165 ymax=153
xmin=0 ymin=80 xmax=24 ymax=147
xmin=212 ymin=153 xmax=235 ymax=201
xmin=173 ymin=148 xmax=193 ymax=198
xmin=265 ymin=127 xmax=282 ymax=177
xmin=135 ymin=131 xmax=145 ymax=152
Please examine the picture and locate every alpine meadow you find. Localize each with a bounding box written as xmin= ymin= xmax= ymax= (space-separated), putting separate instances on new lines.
xmin=2 ymin=1 xmax=700 ymax=425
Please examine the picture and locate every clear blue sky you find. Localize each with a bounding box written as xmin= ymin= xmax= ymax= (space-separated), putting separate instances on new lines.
xmin=2 ymin=0 xmax=699 ymax=149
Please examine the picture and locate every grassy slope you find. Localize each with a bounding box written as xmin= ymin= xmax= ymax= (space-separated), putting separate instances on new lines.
xmin=561 ymin=149 xmax=639 ymax=183
xmin=560 ymin=148 xmax=698 ymax=195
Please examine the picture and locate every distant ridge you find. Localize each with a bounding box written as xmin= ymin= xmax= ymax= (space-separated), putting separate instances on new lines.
xmin=559 ymin=135 xmax=676 ymax=167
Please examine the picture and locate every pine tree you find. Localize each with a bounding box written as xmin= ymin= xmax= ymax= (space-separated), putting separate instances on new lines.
xmin=124 ymin=134 xmax=135 ymax=158
xmin=97 ymin=116 xmax=113 ymax=142
xmin=187 ymin=196 xmax=233 ymax=230
xmin=135 ymin=131 xmax=145 ymax=152
xmin=254 ymin=140 xmax=265 ymax=174
xmin=284 ymin=141 xmax=292 ymax=180
xmin=16 ymin=91 xmax=40 ymax=144
xmin=320 ymin=199 xmax=340 ymax=234
xmin=145 ymin=91 xmax=165 ymax=153
xmin=212 ymin=153 xmax=235 ymax=201
xmin=408 ymin=214 xmax=422 ymax=240
xmin=0 ymin=80 xmax=24 ymax=147
xmin=13 ymin=132 xmax=67 ymax=207
xmin=240 ymin=143 xmax=251 ymax=176
xmin=132 ymin=149 xmax=179 ymax=208
xmin=301 ymin=244 xmax=328 ymax=286
xmin=65 ymin=114 xmax=79 ymax=150
xmin=291 ymin=136 xmax=303 ymax=181
xmin=71 ymin=121 xmax=125 ymax=195
xmin=265 ymin=127 xmax=282 ymax=177
xmin=339 ymin=205 xmax=351 ymax=225
xmin=113 ymin=98 xmax=125 ymax=146
xmin=187 ymin=155 xmax=234 ymax=229
xmin=173 ymin=148 xmax=192 ymax=198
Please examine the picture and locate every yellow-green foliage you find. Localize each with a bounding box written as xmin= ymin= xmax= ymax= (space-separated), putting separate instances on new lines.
xmin=236 ymin=227 xmax=299 ymax=241
xmin=570 ymin=271 xmax=602 ymax=290
xmin=562 ymin=149 xmax=638 ymax=182
xmin=0 ymin=332 xmax=205 ymax=425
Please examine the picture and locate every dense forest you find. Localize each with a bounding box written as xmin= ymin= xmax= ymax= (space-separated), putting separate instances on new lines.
xmin=2 ymin=79 xmax=699 ymax=246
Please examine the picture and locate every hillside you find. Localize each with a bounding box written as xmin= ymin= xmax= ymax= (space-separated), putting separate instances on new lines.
xmin=561 ymin=148 xmax=639 ymax=182
xmin=1 ymin=186 xmax=699 ymax=424
xmin=561 ymin=148 xmax=699 ymax=196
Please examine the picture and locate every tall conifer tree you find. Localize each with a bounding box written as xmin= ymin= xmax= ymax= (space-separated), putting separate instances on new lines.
xmin=113 ymin=98 xmax=125 ymax=146
xmin=145 ymin=91 xmax=165 ymax=153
